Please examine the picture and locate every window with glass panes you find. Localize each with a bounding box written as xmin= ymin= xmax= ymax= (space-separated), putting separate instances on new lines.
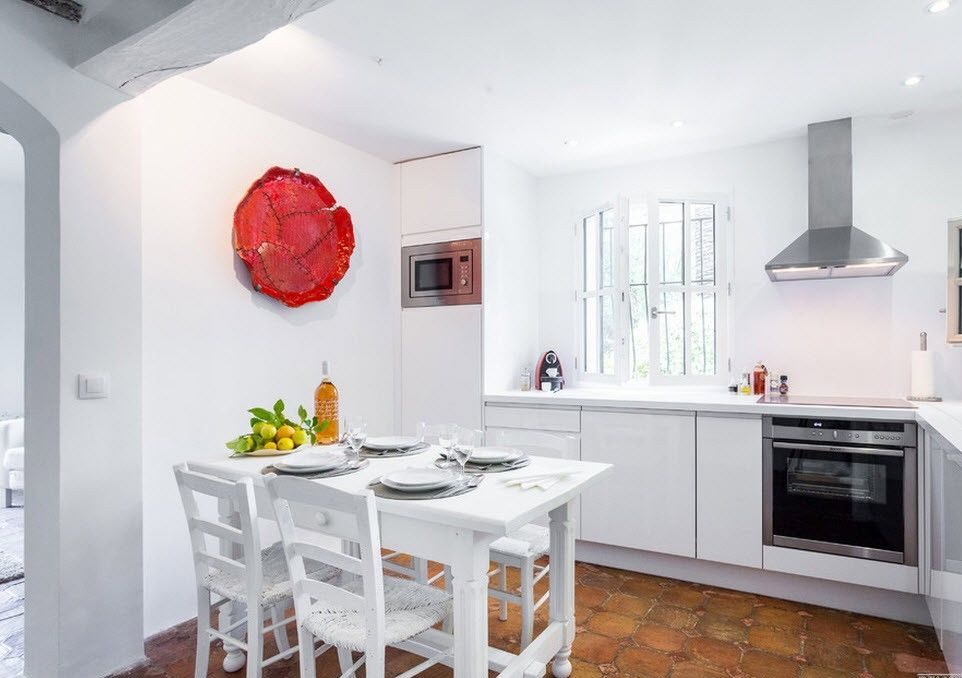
xmin=578 ymin=196 xmax=729 ymax=384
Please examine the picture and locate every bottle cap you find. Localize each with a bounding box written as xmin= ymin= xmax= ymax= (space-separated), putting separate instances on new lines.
xmin=321 ymin=360 xmax=331 ymax=378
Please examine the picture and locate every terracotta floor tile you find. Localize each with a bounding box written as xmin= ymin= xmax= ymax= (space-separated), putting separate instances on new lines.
xmin=702 ymin=590 xmax=754 ymax=619
xmin=695 ymin=612 xmax=750 ymax=643
xmin=573 ymin=630 xmax=623 ymax=664
xmin=633 ymin=624 xmax=688 ymax=653
xmin=804 ymin=637 xmax=866 ymax=674
xmin=799 ymin=667 xmax=851 ymax=678
xmin=606 ymin=593 xmax=656 ymax=618
xmin=646 ymin=605 xmax=700 ymax=631
xmin=587 ymin=611 xmax=639 ymax=639
xmin=754 ymin=605 xmax=806 ymax=631
xmin=804 ymin=609 xmax=860 ymax=645
xmin=111 ymin=561 xmax=945 ymax=678
xmin=748 ymin=624 xmax=801 ymax=657
xmin=740 ymin=649 xmax=802 ymax=678
xmin=614 ymin=645 xmax=673 ymax=677
xmin=660 ymin=586 xmax=705 ymax=610
xmin=685 ymin=636 xmax=741 ymax=669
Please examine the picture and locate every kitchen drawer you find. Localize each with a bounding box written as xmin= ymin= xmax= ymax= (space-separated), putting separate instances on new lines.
xmin=484 ymin=404 xmax=580 ymax=433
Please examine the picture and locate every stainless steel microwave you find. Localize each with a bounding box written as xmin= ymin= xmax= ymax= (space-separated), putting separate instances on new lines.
xmin=401 ymin=238 xmax=482 ymax=308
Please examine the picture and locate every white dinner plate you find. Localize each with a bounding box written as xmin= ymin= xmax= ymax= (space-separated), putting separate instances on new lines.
xmin=468 ymin=447 xmax=524 ymax=464
xmin=365 ymin=436 xmax=421 ymax=451
xmin=274 ymin=449 xmax=346 ymax=472
xmin=380 ymin=468 xmax=456 ymax=492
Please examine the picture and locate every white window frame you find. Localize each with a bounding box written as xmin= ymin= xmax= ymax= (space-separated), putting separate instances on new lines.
xmin=574 ymin=193 xmax=732 ymax=386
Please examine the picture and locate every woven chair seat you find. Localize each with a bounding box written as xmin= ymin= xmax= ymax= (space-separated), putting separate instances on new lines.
xmin=491 ymin=523 xmax=551 ymax=559
xmin=204 ymin=542 xmax=334 ymax=605
xmin=303 ymin=573 xmax=452 ymax=652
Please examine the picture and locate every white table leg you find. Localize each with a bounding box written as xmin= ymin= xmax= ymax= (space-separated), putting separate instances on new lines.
xmin=449 ymin=529 xmax=491 ymax=677
xmin=548 ymin=501 xmax=575 ymax=678
xmin=217 ymin=497 xmax=247 ymax=672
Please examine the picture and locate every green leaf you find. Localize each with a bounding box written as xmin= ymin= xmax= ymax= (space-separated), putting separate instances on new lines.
xmin=298 ymin=405 xmax=308 ymax=421
xmin=249 ymin=407 xmax=275 ymax=422
xmin=273 ymin=399 xmax=285 ymax=416
xmin=317 ymin=419 xmax=329 ymax=432
xmin=249 ymin=417 xmax=260 ymax=428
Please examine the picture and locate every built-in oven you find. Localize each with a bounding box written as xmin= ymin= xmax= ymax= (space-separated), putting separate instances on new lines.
xmin=763 ymin=416 xmax=917 ymax=565
xmin=401 ymin=238 xmax=482 ymax=308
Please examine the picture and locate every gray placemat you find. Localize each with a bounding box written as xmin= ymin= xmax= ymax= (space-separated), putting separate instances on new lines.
xmin=370 ymin=475 xmax=483 ymax=500
xmin=261 ymin=458 xmax=369 ymax=479
xmin=434 ymin=456 xmax=531 ymax=473
xmin=0 ymin=551 xmax=23 ymax=584
xmin=359 ymin=442 xmax=430 ymax=459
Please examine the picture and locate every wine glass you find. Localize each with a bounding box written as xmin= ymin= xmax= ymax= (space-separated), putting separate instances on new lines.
xmin=452 ymin=428 xmax=481 ymax=479
xmin=343 ymin=416 xmax=367 ymax=462
xmin=437 ymin=424 xmax=459 ymax=464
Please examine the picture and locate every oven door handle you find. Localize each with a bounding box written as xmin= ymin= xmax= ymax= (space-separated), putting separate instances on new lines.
xmin=772 ymin=441 xmax=904 ymax=457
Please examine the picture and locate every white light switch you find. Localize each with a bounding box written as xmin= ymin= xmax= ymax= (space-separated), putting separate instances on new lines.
xmin=78 ymin=374 xmax=109 ymax=400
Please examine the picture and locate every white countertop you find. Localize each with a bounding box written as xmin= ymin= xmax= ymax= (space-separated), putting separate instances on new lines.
xmin=485 ymin=388 xmax=921 ymax=421
xmin=486 ymin=387 xmax=962 ymax=449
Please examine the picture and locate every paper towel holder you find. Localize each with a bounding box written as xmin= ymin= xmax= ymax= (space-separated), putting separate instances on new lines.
xmin=908 ymin=331 xmax=942 ymax=402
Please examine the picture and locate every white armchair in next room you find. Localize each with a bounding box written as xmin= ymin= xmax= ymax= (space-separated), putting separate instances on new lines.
xmin=0 ymin=417 xmax=24 ymax=507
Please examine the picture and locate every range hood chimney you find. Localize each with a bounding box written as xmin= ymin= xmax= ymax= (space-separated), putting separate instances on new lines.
xmin=765 ymin=118 xmax=908 ymax=281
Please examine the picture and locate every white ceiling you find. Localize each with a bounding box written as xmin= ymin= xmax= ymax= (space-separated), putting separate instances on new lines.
xmin=189 ymin=0 xmax=962 ymax=176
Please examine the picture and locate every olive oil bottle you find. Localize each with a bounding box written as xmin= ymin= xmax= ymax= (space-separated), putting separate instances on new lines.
xmin=314 ymin=361 xmax=340 ymax=444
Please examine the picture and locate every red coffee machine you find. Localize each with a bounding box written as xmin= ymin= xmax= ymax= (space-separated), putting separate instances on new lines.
xmin=535 ymin=350 xmax=565 ymax=392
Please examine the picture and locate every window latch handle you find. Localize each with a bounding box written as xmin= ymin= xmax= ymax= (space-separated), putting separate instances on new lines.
xmin=650 ymin=306 xmax=676 ymax=319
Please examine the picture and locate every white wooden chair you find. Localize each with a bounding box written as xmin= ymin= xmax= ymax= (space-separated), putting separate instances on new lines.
xmin=173 ymin=463 xmax=335 ymax=678
xmin=265 ymin=473 xmax=453 ymax=678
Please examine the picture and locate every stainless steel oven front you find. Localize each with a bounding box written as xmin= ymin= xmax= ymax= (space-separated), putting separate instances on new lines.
xmin=401 ymin=238 xmax=481 ymax=308
xmin=763 ymin=416 xmax=917 ymax=565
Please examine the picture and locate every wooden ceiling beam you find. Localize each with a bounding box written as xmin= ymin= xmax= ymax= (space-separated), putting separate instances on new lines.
xmin=18 ymin=0 xmax=83 ymax=23
xmin=76 ymin=0 xmax=334 ymax=96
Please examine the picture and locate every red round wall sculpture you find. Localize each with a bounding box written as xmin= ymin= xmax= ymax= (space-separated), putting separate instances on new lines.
xmin=233 ymin=167 xmax=355 ymax=307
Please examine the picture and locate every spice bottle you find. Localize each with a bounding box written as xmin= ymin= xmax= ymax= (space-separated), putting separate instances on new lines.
xmin=752 ymin=362 xmax=768 ymax=396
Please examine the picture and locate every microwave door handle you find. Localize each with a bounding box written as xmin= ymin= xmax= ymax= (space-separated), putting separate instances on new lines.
xmin=772 ymin=441 xmax=904 ymax=458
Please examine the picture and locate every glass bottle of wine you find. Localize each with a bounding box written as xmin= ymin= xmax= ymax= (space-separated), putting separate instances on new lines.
xmin=314 ymin=361 xmax=340 ymax=444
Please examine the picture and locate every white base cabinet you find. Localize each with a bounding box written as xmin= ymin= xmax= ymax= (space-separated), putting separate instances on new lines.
xmin=696 ymin=414 xmax=763 ymax=568
xmin=580 ymin=409 xmax=696 ymax=558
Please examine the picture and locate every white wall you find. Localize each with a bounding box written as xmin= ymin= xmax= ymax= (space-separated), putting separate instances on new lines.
xmin=483 ymin=152 xmax=540 ymax=393
xmin=536 ymin=110 xmax=962 ymax=399
xmin=138 ymin=78 xmax=400 ymax=634
xmin=0 ymin=134 xmax=24 ymax=417
xmin=0 ymin=3 xmax=145 ymax=676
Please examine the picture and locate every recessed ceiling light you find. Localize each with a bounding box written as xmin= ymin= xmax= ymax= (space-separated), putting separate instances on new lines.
xmin=903 ymin=74 xmax=924 ymax=87
xmin=671 ymin=120 xmax=685 ymax=128
xmin=928 ymin=0 xmax=951 ymax=13
xmin=564 ymin=139 xmax=579 ymax=148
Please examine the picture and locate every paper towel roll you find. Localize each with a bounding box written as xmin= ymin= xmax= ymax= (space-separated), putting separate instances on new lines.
xmin=910 ymin=350 xmax=935 ymax=399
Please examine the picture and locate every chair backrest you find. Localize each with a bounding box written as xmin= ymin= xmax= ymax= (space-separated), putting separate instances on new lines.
xmin=173 ymin=462 xmax=263 ymax=597
xmin=265 ymin=474 xmax=386 ymax=653
xmin=0 ymin=418 xmax=24 ymax=453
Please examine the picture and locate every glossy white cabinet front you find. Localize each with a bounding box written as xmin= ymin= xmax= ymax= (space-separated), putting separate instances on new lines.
xmin=580 ymin=409 xmax=696 ymax=557
xmin=928 ymin=428 xmax=962 ymax=672
xmin=696 ymin=414 xmax=763 ymax=568
xmin=400 ymin=148 xmax=482 ymax=236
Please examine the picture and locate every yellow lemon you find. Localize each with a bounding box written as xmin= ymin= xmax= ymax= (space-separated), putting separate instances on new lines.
xmin=292 ymin=429 xmax=308 ymax=446
xmin=277 ymin=437 xmax=294 ymax=451
xmin=263 ymin=441 xmax=277 ymax=450
xmin=277 ymin=425 xmax=296 ymax=440
xmin=252 ymin=421 xmax=265 ymax=436
xmin=259 ymin=424 xmax=277 ymax=440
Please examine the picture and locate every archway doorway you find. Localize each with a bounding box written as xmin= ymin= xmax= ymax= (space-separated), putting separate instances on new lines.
xmin=0 ymin=128 xmax=24 ymax=675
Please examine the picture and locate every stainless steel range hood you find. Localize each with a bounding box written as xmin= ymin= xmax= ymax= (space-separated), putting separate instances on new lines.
xmin=765 ymin=118 xmax=908 ymax=281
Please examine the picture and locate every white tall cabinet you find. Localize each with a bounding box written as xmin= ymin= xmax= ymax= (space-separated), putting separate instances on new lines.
xmin=696 ymin=414 xmax=763 ymax=568
xmin=580 ymin=409 xmax=696 ymax=557
xmin=399 ymin=148 xmax=483 ymax=433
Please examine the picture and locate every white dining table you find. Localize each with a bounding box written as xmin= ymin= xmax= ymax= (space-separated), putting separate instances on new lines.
xmin=200 ymin=449 xmax=611 ymax=678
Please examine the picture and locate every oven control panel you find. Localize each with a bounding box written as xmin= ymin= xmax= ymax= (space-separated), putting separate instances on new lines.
xmin=764 ymin=416 xmax=917 ymax=449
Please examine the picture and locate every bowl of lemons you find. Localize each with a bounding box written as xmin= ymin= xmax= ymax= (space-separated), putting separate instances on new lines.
xmin=226 ymin=399 xmax=328 ymax=457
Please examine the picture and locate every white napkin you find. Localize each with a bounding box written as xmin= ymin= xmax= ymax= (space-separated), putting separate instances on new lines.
xmin=504 ymin=469 xmax=578 ymax=490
